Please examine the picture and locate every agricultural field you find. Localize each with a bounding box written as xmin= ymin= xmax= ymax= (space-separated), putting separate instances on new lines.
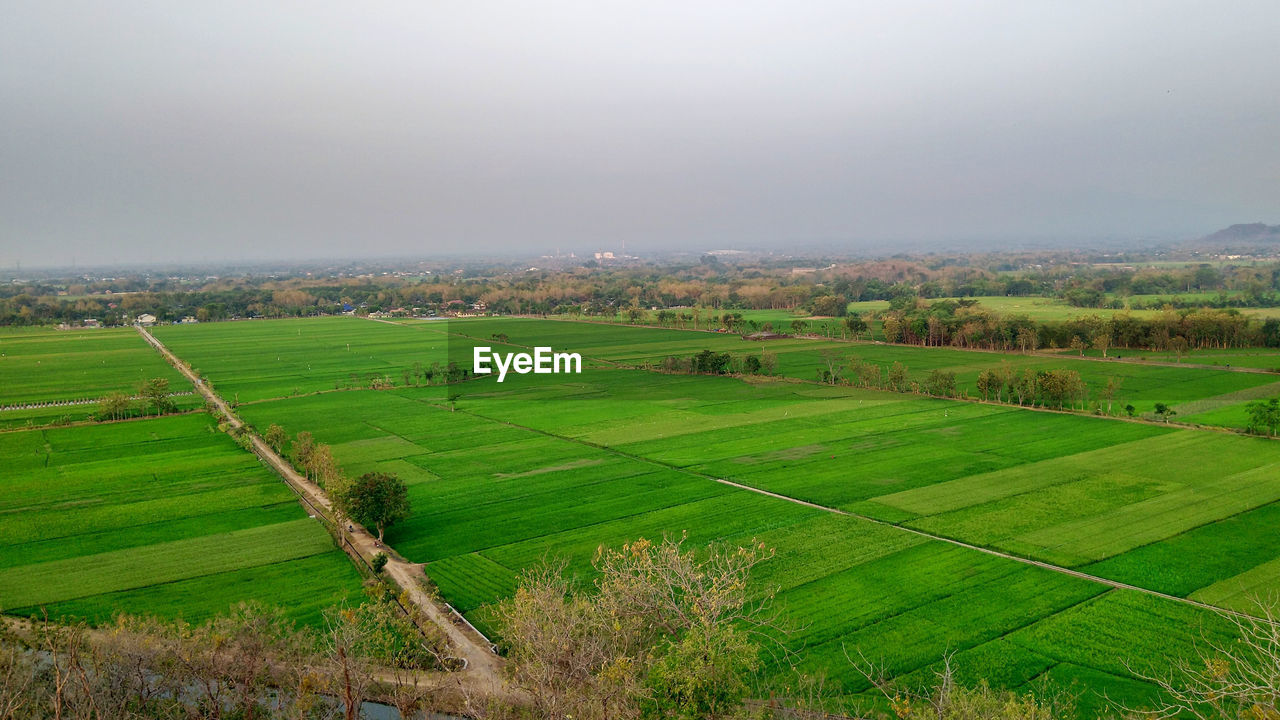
xmin=31 ymin=313 xmax=1278 ymax=712
xmin=149 ymin=315 xmax=1280 ymax=427
xmin=151 ymin=316 xmax=526 ymax=403
xmin=0 ymin=413 xmax=363 ymax=626
xmin=434 ymin=316 xmax=1280 ymax=424
xmin=236 ymin=363 xmax=1258 ymax=711
xmin=0 ymin=325 xmax=200 ymax=427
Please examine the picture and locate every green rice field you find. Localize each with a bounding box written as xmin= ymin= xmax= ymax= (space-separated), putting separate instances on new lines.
xmin=0 ymin=413 xmax=363 ymax=625
xmin=0 ymin=326 xmax=201 ymax=427
xmin=440 ymin=317 xmax=1280 ymax=423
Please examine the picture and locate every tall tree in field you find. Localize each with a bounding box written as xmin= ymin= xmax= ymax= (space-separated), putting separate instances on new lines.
xmin=1100 ymin=377 xmax=1122 ymax=414
xmin=1246 ymin=398 xmax=1280 ymax=436
xmin=994 ymin=362 xmax=1014 ymax=403
xmin=264 ymin=424 xmax=287 ymax=451
xmin=309 ymin=444 xmax=343 ymax=492
xmin=887 ymin=362 xmax=909 ymax=392
xmin=1093 ymin=330 xmax=1111 ymax=358
xmin=139 ymin=378 xmax=176 ymax=416
xmin=760 ymin=351 xmax=777 ymax=376
xmin=975 ymin=369 xmax=997 ymax=401
xmin=293 ymin=431 xmax=316 ymax=477
xmin=1017 ymin=327 xmax=1038 ymax=354
xmin=343 ymin=472 xmax=410 ymax=542
xmin=844 ymin=313 xmax=867 ymax=340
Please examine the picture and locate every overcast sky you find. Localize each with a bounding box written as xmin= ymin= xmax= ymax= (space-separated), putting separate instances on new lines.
xmin=2 ymin=1 xmax=1278 ymax=267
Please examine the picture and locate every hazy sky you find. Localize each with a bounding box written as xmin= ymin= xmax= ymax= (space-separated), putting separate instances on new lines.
xmin=2 ymin=2 xmax=1278 ymax=267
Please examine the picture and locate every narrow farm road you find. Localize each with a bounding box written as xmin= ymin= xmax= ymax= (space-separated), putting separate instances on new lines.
xmin=134 ymin=326 xmax=511 ymax=704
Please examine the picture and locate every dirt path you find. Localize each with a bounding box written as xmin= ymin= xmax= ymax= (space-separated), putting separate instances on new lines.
xmin=134 ymin=326 xmax=511 ymax=704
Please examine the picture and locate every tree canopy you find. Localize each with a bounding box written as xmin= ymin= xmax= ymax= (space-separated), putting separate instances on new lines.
xmin=342 ymin=472 xmax=410 ymax=542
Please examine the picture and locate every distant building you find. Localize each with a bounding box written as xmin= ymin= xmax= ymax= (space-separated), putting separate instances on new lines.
xmin=180 ymin=316 xmax=198 ymax=324
xmin=135 ymin=313 xmax=157 ymax=326
xmin=82 ymin=319 xmax=101 ymax=328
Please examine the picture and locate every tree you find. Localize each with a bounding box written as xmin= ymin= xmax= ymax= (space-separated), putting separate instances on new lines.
xmin=497 ymin=535 xmax=777 ymax=720
xmin=1017 ymin=327 xmax=1039 ymax=354
xmin=293 ymin=431 xmax=316 ymax=477
xmin=1169 ymin=335 xmax=1189 ymax=362
xmin=790 ymin=319 xmax=808 ymax=336
xmin=1246 ymin=398 xmax=1280 ymax=436
xmin=924 ymin=369 xmax=957 ymax=397
xmin=1037 ymin=369 xmax=1086 ymax=410
xmin=883 ymin=315 xmax=904 ymax=344
xmin=810 ymin=295 xmax=847 ymax=317
xmin=993 ymin=362 xmax=1014 ymax=403
xmin=1153 ymin=402 xmax=1177 ymax=423
xmin=1011 ymin=368 xmax=1037 ymax=406
xmin=692 ymin=349 xmax=731 ymax=374
xmin=139 ymin=377 xmax=176 ymax=416
xmin=1093 ymin=331 xmax=1111 ymax=358
xmin=818 ymin=348 xmax=842 ymax=384
xmin=309 ymin=443 xmax=345 ymax=496
xmin=844 ymin=312 xmax=868 ymax=340
xmin=264 ymin=423 xmax=287 ymax=451
xmin=975 ymin=369 xmax=998 ymax=401
xmin=1100 ymin=377 xmax=1122 ymax=414
xmin=887 ymin=362 xmax=909 ymax=392
xmin=1069 ymin=336 xmax=1087 ymax=356
xmin=760 ymin=351 xmax=778 ymax=376
xmin=97 ymin=391 xmax=133 ymax=421
xmin=343 ymin=472 xmax=410 ymax=542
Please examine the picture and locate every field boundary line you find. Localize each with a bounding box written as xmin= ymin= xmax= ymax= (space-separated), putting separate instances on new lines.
xmin=133 ymin=325 xmax=514 ymax=703
xmin=448 ymin=403 xmax=1262 ymax=622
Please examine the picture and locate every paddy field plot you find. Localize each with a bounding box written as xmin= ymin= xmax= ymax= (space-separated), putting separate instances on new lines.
xmin=0 ymin=413 xmax=363 ymax=625
xmin=0 ymin=326 xmax=198 ymax=427
xmin=151 ymin=316 xmax=529 ymax=403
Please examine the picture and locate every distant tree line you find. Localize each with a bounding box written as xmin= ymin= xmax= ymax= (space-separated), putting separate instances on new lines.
xmin=7 ymin=255 xmax=1280 ymax=330
xmin=880 ymin=299 xmax=1280 ymax=351
xmin=94 ymin=378 xmax=183 ymax=422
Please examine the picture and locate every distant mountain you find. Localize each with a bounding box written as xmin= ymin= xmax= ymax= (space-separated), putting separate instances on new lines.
xmin=1200 ymin=223 xmax=1280 ymax=245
